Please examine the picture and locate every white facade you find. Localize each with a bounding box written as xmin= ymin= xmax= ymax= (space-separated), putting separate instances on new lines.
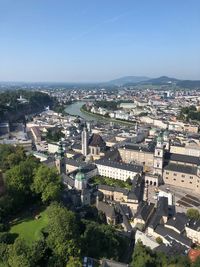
xmin=185 ymin=226 xmax=200 ymax=244
xmin=96 ymin=163 xmax=141 ymax=181
xmin=48 ymin=143 xmax=59 ymax=154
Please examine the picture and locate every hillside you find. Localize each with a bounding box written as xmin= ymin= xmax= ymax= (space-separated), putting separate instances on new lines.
xmin=0 ymin=90 xmax=54 ymax=122
xmin=105 ymin=76 xmax=150 ymax=86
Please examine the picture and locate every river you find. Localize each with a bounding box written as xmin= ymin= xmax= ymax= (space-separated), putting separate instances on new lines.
xmin=65 ymin=101 xmax=135 ymax=126
xmin=65 ymin=101 xmax=97 ymax=121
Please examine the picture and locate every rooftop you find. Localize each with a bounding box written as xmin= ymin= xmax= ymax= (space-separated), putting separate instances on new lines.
xmin=165 ymin=152 xmax=200 ymax=165
xmin=164 ymin=163 xmax=197 ymax=175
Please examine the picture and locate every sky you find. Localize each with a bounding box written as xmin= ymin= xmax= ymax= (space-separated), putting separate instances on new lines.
xmin=0 ymin=0 xmax=200 ymax=82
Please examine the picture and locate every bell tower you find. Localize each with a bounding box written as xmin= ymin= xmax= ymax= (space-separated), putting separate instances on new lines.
xmin=55 ymin=141 xmax=66 ymax=174
xmin=153 ymin=135 xmax=164 ymax=176
xmin=82 ymin=124 xmax=89 ymax=156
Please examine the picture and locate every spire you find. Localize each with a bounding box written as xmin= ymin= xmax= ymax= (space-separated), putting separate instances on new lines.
xmin=82 ymin=124 xmax=89 ymax=156
xmin=56 ymin=141 xmax=64 ymax=159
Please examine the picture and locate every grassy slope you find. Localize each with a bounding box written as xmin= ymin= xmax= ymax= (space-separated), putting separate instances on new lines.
xmin=10 ymin=209 xmax=48 ymax=243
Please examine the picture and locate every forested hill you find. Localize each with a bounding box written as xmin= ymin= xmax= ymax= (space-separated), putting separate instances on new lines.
xmin=0 ymin=90 xmax=54 ymax=122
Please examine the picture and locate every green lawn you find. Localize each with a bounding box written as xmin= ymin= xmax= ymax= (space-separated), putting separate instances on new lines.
xmin=10 ymin=209 xmax=48 ymax=243
xmin=90 ymin=176 xmax=132 ymax=190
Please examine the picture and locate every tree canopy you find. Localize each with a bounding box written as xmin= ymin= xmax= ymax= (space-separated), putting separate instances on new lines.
xmin=186 ymin=208 xmax=200 ymax=220
xmin=46 ymin=202 xmax=80 ymax=262
xmin=32 ymin=165 xmax=61 ymax=203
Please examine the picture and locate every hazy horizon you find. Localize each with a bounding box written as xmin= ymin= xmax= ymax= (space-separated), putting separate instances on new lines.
xmin=0 ymin=0 xmax=200 ymax=82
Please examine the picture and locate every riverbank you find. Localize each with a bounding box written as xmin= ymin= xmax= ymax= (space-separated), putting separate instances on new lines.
xmin=80 ymin=105 xmax=136 ymax=126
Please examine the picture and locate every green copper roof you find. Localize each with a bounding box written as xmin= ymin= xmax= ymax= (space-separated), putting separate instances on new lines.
xmin=75 ymin=168 xmax=86 ymax=181
xmin=163 ymin=130 xmax=169 ymax=136
xmin=157 ymin=134 xmax=163 ymax=142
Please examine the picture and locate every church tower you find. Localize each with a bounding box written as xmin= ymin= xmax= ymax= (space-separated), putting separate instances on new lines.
xmin=153 ymin=135 xmax=164 ymax=176
xmin=55 ymin=141 xmax=66 ymax=174
xmin=82 ymin=124 xmax=88 ymax=156
xmin=163 ymin=129 xmax=170 ymax=150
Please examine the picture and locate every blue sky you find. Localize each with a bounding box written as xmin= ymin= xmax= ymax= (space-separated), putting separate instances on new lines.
xmin=0 ymin=0 xmax=200 ymax=82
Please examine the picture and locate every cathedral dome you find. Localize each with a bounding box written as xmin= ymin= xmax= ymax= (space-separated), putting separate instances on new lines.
xmin=163 ymin=130 xmax=169 ymax=137
xmin=157 ymin=135 xmax=163 ymax=142
xmin=75 ymin=168 xmax=86 ymax=181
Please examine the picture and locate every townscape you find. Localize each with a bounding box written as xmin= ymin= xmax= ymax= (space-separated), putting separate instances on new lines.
xmin=1 ymin=1 xmax=200 ymax=266
xmin=1 ymin=83 xmax=200 ymax=266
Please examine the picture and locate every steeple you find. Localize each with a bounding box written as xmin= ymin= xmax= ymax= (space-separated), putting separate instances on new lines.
xmin=56 ymin=141 xmax=64 ymax=159
xmin=82 ymin=123 xmax=88 ymax=156
xmin=153 ymin=133 xmax=164 ymax=176
xmin=55 ymin=141 xmax=65 ymax=174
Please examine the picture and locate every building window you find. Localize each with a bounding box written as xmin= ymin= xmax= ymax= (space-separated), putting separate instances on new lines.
xmin=173 ymin=178 xmax=176 ymax=181
xmin=190 ymin=182 xmax=192 ymax=184
xmin=158 ymin=151 xmax=160 ymax=156
xmin=181 ymin=180 xmax=184 ymax=182
xmin=190 ymin=176 xmax=193 ymax=179
xmin=166 ymin=172 xmax=169 ymax=175
xmin=173 ymin=173 xmax=177 ymax=176
xmin=181 ymin=175 xmax=185 ymax=178
xmin=166 ymin=177 xmax=168 ymax=179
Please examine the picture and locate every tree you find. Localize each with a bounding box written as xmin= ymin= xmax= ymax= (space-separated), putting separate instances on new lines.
xmin=131 ymin=241 xmax=191 ymax=267
xmin=193 ymin=256 xmax=200 ymax=267
xmin=5 ymin=157 xmax=39 ymax=207
xmin=46 ymin=128 xmax=65 ymax=142
xmin=0 ymin=194 xmax=14 ymax=220
xmin=186 ymin=209 xmax=200 ymax=220
xmin=32 ymin=165 xmax=61 ymax=203
xmin=46 ymin=202 xmax=80 ymax=262
xmin=81 ymin=220 xmax=126 ymax=260
xmin=7 ymin=237 xmax=46 ymax=267
xmin=131 ymin=241 xmax=156 ymax=267
xmin=66 ymin=256 xmax=82 ymax=267
xmin=7 ymin=238 xmax=32 ymax=267
xmin=156 ymin=236 xmax=163 ymax=244
xmin=5 ymin=146 xmax=26 ymax=169
xmin=0 ymin=243 xmax=9 ymax=263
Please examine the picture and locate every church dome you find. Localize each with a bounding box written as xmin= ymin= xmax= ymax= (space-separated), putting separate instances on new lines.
xmin=75 ymin=168 xmax=86 ymax=181
xmin=163 ymin=130 xmax=169 ymax=137
xmin=157 ymin=134 xmax=163 ymax=142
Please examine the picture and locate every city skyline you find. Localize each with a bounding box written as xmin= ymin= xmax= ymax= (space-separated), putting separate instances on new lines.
xmin=0 ymin=0 xmax=200 ymax=82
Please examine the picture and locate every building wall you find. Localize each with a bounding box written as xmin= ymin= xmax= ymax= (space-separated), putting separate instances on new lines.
xmin=183 ymin=125 xmax=198 ymax=134
xmin=163 ymin=169 xmax=200 ymax=193
xmin=118 ymin=148 xmax=154 ymax=167
xmin=170 ymin=145 xmax=200 ymax=157
xmin=185 ymin=227 xmax=200 ymax=244
xmin=48 ymin=143 xmax=59 ymax=154
xmin=99 ymin=188 xmax=139 ymax=210
xmin=96 ymin=163 xmax=140 ymax=181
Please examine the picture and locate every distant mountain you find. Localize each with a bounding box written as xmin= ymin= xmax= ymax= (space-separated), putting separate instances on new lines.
xmin=140 ymin=76 xmax=179 ymax=85
xmin=123 ymin=76 xmax=200 ymax=89
xmin=105 ymin=76 xmax=150 ymax=86
xmin=177 ymin=80 xmax=200 ymax=89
